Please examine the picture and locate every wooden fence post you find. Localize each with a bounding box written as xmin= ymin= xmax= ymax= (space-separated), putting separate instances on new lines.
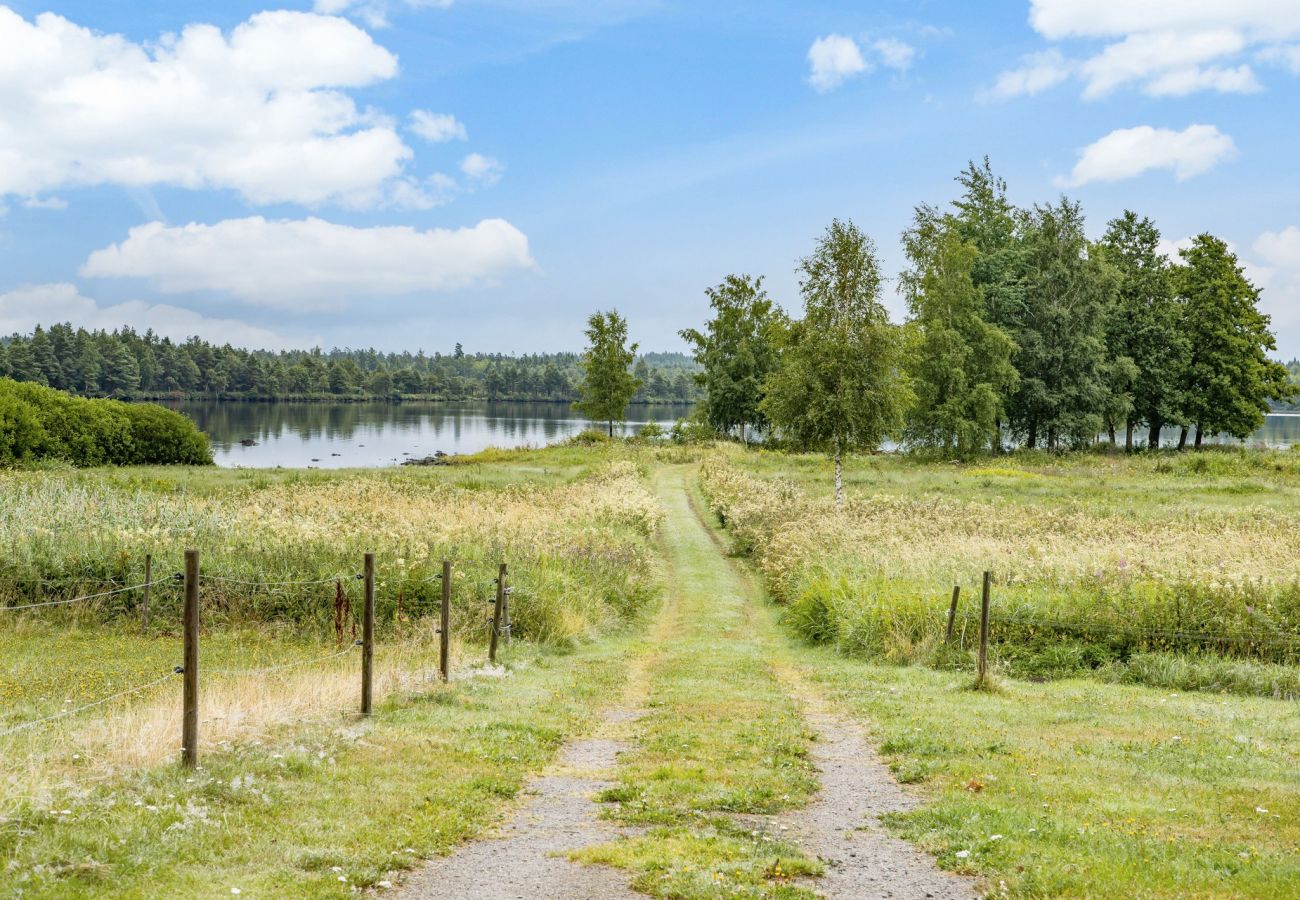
xmin=142 ymin=553 xmax=152 ymax=633
xmin=945 ymin=584 xmax=960 ymax=643
xmin=977 ymin=571 xmax=991 ymax=687
xmin=362 ymin=553 xmax=375 ymax=716
xmin=489 ymin=562 xmax=507 ymax=664
xmin=439 ymin=560 xmax=451 ymax=683
xmin=181 ymin=549 xmax=199 ymax=768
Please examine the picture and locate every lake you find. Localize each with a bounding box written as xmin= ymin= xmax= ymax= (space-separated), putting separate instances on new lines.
xmin=176 ymin=400 xmax=694 ymax=468
xmin=174 ymin=401 xmax=1300 ymax=468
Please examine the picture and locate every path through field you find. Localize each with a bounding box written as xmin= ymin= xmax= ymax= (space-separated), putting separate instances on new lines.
xmin=402 ymin=466 xmax=972 ymax=899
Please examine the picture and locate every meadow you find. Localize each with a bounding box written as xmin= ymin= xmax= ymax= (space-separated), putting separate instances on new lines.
xmin=0 ymin=450 xmax=661 ymax=826
xmin=4 ymin=440 xmax=1300 ymax=897
xmin=701 ymin=446 xmax=1300 ymax=697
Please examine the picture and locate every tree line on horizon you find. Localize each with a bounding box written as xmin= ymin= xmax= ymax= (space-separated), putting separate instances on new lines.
xmin=576 ymin=160 xmax=1297 ymax=504
xmin=0 ymin=329 xmax=701 ymax=406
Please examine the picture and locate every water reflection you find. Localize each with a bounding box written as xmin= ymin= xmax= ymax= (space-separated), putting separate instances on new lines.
xmin=172 ymin=401 xmax=695 ymax=468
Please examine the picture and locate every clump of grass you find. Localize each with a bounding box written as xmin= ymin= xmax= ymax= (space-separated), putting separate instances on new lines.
xmin=701 ymin=452 xmax=1300 ymax=695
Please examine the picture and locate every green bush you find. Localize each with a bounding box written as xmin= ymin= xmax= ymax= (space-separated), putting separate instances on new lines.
xmin=0 ymin=378 xmax=211 ymax=467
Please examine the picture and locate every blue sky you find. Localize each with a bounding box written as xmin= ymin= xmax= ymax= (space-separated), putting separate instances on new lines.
xmin=1 ymin=0 xmax=1299 ymax=356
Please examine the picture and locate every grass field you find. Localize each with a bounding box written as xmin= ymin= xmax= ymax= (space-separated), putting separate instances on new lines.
xmin=1 ymin=446 xmax=665 ymax=895
xmin=702 ymin=446 xmax=1300 ymax=695
xmin=2 ymin=441 xmax=1299 ymax=897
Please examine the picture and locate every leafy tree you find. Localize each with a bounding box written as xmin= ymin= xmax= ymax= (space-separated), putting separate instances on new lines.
xmin=1007 ymin=200 xmax=1115 ymax=449
xmin=761 ymin=220 xmax=912 ymax=506
xmin=101 ymin=343 xmax=141 ymax=397
xmin=937 ymin=158 xmax=1027 ymax=447
xmin=680 ymin=274 xmax=783 ymax=443
xmin=900 ymin=225 xmax=1017 ymax=456
xmin=1097 ymin=212 xmax=1185 ymax=449
xmin=575 ymin=310 xmax=641 ymax=437
xmin=1176 ymin=235 xmax=1296 ymax=444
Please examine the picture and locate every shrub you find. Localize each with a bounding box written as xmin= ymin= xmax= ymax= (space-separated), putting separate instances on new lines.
xmin=0 ymin=378 xmax=211 ymax=467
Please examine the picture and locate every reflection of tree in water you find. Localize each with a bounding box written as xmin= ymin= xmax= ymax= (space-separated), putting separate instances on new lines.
xmin=175 ymin=400 xmax=696 ymax=450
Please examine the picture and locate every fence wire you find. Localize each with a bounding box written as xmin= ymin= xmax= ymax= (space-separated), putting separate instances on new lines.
xmin=0 ymin=577 xmax=172 ymax=613
xmin=0 ymin=670 xmax=179 ymax=739
xmin=208 ymin=642 xmax=361 ymax=678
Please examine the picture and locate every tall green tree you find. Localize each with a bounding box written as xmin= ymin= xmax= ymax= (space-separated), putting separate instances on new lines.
xmin=900 ymin=225 xmax=1018 ymax=456
xmin=100 ymin=343 xmax=141 ymax=397
xmin=1097 ymin=212 xmax=1185 ymax=449
xmin=761 ymin=220 xmax=912 ymax=506
xmin=680 ymin=274 xmax=783 ymax=443
xmin=1009 ymin=200 xmax=1116 ymax=450
xmin=1176 ymin=235 xmax=1296 ymax=445
xmin=575 ymin=310 xmax=641 ymax=437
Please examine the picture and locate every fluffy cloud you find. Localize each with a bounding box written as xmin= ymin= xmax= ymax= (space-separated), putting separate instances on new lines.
xmin=460 ymin=153 xmax=504 ymax=185
xmin=1056 ymin=124 xmax=1236 ymax=187
xmin=871 ymin=38 xmax=916 ymax=71
xmin=808 ymin=34 xmax=868 ymax=92
xmin=807 ymin=34 xmax=916 ymax=92
xmin=1252 ymin=227 xmax=1300 ymax=353
xmin=986 ymin=49 xmax=1073 ymax=99
xmin=0 ymin=7 xmax=417 ymax=207
xmin=314 ymin=0 xmax=451 ymax=29
xmin=80 ymin=217 xmax=534 ymax=310
xmin=0 ymin=283 xmax=317 ymax=350
xmin=410 ymin=111 xmax=467 ymax=143
xmin=991 ymin=1 xmax=1300 ymax=99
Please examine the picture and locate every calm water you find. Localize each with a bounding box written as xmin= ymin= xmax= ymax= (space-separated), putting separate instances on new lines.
xmin=175 ymin=401 xmax=694 ymax=468
xmin=172 ymin=401 xmax=1300 ymax=469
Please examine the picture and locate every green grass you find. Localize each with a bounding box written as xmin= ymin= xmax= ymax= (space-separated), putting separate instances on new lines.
xmin=794 ymin=649 xmax=1300 ymax=897
xmin=572 ymin=467 xmax=823 ymax=898
xmin=0 ymin=627 xmax=645 ymax=898
xmin=703 ymin=446 xmax=1300 ymax=691
xmin=698 ymin=448 xmax=1300 ymax=896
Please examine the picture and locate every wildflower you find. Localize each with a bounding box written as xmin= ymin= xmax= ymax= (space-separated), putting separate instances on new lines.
xmin=231 ymin=890 xmax=242 ymax=896
xmin=955 ymin=850 xmax=970 ymax=859
xmin=989 ymin=834 xmax=1003 ymax=841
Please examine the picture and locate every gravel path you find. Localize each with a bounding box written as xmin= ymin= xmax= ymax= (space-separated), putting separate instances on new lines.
xmin=397 ymin=710 xmax=640 ymax=899
xmin=400 ymin=468 xmax=977 ymax=899
xmin=779 ymin=677 xmax=975 ymax=899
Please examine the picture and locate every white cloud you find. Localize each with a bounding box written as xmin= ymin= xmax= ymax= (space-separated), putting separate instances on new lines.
xmin=80 ymin=217 xmax=534 ymax=310
xmin=986 ymin=49 xmax=1073 ymax=99
xmin=808 ymin=34 xmax=869 ymax=92
xmin=1056 ymin=124 xmax=1236 ymax=187
xmin=0 ymin=7 xmax=417 ymax=207
xmin=871 ymin=37 xmax=916 ymax=72
xmin=1156 ymin=236 xmax=1196 ymax=263
xmin=991 ymin=1 xmax=1300 ymax=99
xmin=0 ymin=283 xmax=316 ymax=350
xmin=315 ymin=0 xmax=451 ymax=29
xmin=1252 ymin=227 xmax=1300 ymax=353
xmin=409 ymin=111 xmax=467 ymax=143
xmin=1259 ymin=44 xmax=1300 ymax=75
xmin=806 ymin=34 xmax=917 ymax=91
xmin=460 ymin=153 xmax=504 ymax=185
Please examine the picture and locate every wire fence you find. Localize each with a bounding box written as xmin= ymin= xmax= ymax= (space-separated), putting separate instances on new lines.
xmin=0 ymin=670 xmax=180 ymax=739
xmin=0 ymin=577 xmax=174 ymax=613
xmin=1 ymin=552 xmax=515 ymax=768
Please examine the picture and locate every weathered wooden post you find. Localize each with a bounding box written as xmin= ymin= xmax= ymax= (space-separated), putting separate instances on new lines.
xmin=439 ymin=559 xmax=451 ymax=683
xmin=142 ymin=553 xmax=152 ymax=633
xmin=362 ymin=553 xmax=375 ymax=716
xmin=181 ymin=549 xmax=199 ymax=768
xmin=977 ymin=571 xmax=991 ymax=687
xmin=489 ymin=562 xmax=507 ymax=664
xmin=945 ymin=584 xmax=960 ymax=643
